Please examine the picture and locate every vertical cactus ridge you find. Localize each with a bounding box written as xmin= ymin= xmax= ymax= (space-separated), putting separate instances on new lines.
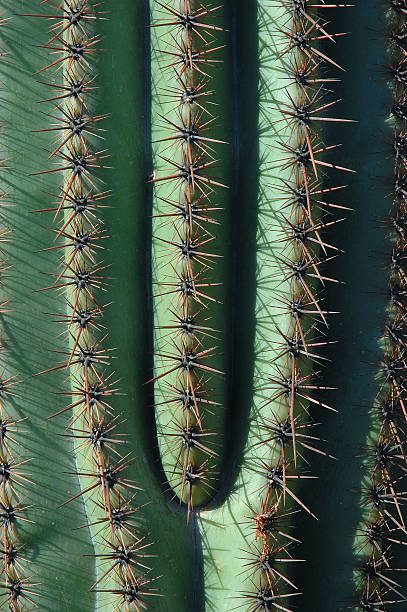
xmin=352 ymin=1 xmax=407 ymax=609
xmin=27 ymin=1 xmax=158 ymax=608
xmin=242 ymin=0 xmax=352 ymax=608
xmin=195 ymin=1 xmax=352 ymax=610
xmin=0 ymin=2 xmax=101 ymax=608
xmin=150 ymin=0 xmax=231 ymax=515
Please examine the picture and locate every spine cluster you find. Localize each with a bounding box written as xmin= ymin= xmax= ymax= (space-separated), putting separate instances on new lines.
xmin=30 ymin=1 xmax=156 ymax=608
xmin=151 ymin=0 xmax=225 ymax=517
xmin=353 ymin=1 xmax=407 ymax=609
xmin=243 ymin=2 xmax=351 ymax=608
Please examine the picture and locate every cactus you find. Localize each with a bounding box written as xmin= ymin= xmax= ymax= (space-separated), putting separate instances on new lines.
xmin=0 ymin=0 xmax=407 ymax=611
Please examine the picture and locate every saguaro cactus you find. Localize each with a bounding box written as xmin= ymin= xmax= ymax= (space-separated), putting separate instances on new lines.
xmin=0 ymin=0 xmax=406 ymax=611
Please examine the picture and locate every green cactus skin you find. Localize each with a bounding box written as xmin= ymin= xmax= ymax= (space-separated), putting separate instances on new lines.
xmin=24 ymin=1 xmax=200 ymax=610
xmin=1 ymin=1 xmax=193 ymax=610
xmin=293 ymin=3 xmax=403 ymax=611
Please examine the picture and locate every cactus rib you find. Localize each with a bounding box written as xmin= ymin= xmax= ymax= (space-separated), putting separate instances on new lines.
xmin=239 ymin=1 xmax=352 ymax=607
xmin=150 ymin=0 xmax=229 ymax=517
xmin=29 ymin=1 xmax=158 ymax=607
